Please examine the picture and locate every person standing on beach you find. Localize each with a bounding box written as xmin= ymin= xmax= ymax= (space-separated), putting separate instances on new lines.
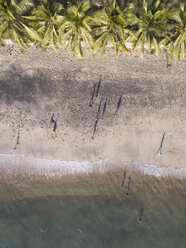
xmin=102 ymin=98 xmax=108 ymax=119
xmin=7 ymin=45 xmax=13 ymax=55
xmin=126 ymin=175 xmax=131 ymax=195
xmin=89 ymin=84 xmax=96 ymax=107
xmin=53 ymin=120 xmax=57 ymax=132
xmin=92 ymin=117 xmax=99 ymax=139
xmin=96 ymin=98 xmax=103 ymax=119
xmin=13 ymin=132 xmax=20 ymax=150
xmin=138 ymin=206 xmax=144 ymax=223
xmin=51 ymin=113 xmax=55 ymax=123
xmin=157 ymin=132 xmax=165 ymax=156
xmin=96 ymin=74 xmax=102 ymax=97
xmin=16 ymin=132 xmax=20 ymax=145
xmin=120 ymin=171 xmax=126 ymax=193
xmin=115 ymin=94 xmax=122 ymax=116
xmin=50 ymin=113 xmax=57 ymax=132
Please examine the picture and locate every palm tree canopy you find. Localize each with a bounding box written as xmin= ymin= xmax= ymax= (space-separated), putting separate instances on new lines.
xmin=164 ymin=0 xmax=186 ymax=61
xmin=132 ymin=0 xmax=169 ymax=55
xmin=59 ymin=0 xmax=95 ymax=58
xmin=24 ymin=0 xmax=64 ymax=50
xmin=0 ymin=0 xmax=34 ymax=50
xmin=0 ymin=0 xmax=184 ymax=61
xmin=92 ymin=1 xmax=135 ymax=57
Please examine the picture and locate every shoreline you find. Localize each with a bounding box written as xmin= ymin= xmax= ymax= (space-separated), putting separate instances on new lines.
xmin=0 ymin=46 xmax=185 ymax=169
xmin=0 ymin=153 xmax=186 ymax=179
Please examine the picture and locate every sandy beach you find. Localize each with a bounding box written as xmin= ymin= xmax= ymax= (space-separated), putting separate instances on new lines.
xmin=0 ymin=45 xmax=185 ymax=169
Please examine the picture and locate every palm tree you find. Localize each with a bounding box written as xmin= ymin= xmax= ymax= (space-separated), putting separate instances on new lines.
xmin=24 ymin=0 xmax=64 ymax=50
xmin=164 ymin=1 xmax=185 ymax=61
xmin=91 ymin=0 xmax=135 ymax=57
xmin=131 ymin=0 xmax=169 ymax=56
xmin=0 ymin=0 xmax=42 ymax=51
xmin=0 ymin=0 xmax=32 ymax=50
xmin=58 ymin=0 xmax=95 ymax=58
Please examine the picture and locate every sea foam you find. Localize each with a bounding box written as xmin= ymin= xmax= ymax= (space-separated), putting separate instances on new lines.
xmin=0 ymin=154 xmax=186 ymax=179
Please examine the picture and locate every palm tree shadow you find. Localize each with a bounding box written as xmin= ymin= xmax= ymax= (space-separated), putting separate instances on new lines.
xmin=0 ymin=65 xmax=55 ymax=104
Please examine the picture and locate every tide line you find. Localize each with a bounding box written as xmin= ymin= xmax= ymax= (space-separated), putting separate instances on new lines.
xmin=0 ymin=153 xmax=186 ymax=179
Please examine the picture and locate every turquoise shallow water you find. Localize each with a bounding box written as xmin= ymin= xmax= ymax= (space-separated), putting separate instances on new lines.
xmin=0 ymin=162 xmax=185 ymax=248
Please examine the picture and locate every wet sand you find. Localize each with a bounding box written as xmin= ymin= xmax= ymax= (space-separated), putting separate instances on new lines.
xmin=0 ymin=162 xmax=185 ymax=248
xmin=0 ymin=44 xmax=185 ymax=168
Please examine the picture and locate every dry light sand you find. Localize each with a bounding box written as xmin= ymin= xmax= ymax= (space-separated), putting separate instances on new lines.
xmin=0 ymin=44 xmax=185 ymax=169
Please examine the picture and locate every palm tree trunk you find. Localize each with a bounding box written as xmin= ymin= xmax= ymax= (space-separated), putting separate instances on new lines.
xmin=162 ymin=48 xmax=171 ymax=67
xmin=141 ymin=42 xmax=144 ymax=56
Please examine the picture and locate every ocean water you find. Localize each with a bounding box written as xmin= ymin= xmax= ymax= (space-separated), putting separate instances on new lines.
xmin=0 ymin=155 xmax=185 ymax=248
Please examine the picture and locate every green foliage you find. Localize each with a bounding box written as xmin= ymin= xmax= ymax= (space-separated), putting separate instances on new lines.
xmin=91 ymin=0 xmax=135 ymax=57
xmin=163 ymin=0 xmax=186 ymax=61
xmin=131 ymin=0 xmax=170 ymax=55
xmin=58 ymin=0 xmax=95 ymax=58
xmin=0 ymin=0 xmax=185 ymax=61
xmin=26 ymin=0 xmax=64 ymax=50
xmin=0 ymin=0 xmax=34 ymax=51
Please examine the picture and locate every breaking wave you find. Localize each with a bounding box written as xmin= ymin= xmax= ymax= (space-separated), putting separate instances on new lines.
xmin=0 ymin=154 xmax=186 ymax=179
